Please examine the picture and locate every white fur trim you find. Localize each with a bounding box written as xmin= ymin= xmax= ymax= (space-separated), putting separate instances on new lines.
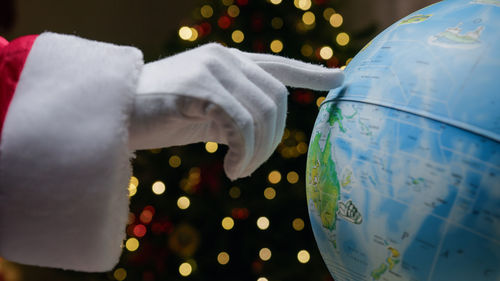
xmin=0 ymin=33 xmax=143 ymax=271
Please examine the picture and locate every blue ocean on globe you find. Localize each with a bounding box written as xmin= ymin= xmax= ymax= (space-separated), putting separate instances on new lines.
xmin=306 ymin=1 xmax=500 ymax=281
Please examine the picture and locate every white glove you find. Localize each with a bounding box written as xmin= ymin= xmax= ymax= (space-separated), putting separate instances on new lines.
xmin=129 ymin=43 xmax=343 ymax=180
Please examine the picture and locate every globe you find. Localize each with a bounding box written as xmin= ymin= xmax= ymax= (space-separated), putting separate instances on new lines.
xmin=305 ymin=1 xmax=500 ymax=281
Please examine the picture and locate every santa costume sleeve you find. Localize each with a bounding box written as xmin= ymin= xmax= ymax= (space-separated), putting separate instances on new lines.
xmin=0 ymin=33 xmax=143 ymax=271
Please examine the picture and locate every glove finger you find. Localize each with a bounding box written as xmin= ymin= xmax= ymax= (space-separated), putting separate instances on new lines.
xmin=242 ymin=52 xmax=344 ymax=91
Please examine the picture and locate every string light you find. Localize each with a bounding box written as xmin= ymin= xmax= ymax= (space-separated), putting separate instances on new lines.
xmin=263 ymin=187 xmax=276 ymax=199
xmin=128 ymin=182 xmax=137 ymax=197
xmin=188 ymin=27 xmax=199 ymax=41
xmin=217 ymin=252 xmax=230 ymax=265
xmin=319 ymin=46 xmax=334 ymax=60
xmin=179 ymin=26 xmax=192 ymax=40
xmin=297 ymin=142 xmax=308 ymax=154
xmin=323 ymin=8 xmax=335 ymax=20
xmin=227 ymin=5 xmax=240 ymax=17
xmin=336 ymin=32 xmax=350 ymax=46
xmin=287 ymin=171 xmax=299 ymax=184
xmin=133 ymin=224 xmax=147 ymax=237
xmin=232 ymin=30 xmax=245 ymax=43
xmin=113 ymin=268 xmax=127 ymax=281
xmin=179 ymin=262 xmax=192 ymax=277
xmin=229 ymin=186 xmax=241 ymax=198
xmin=302 ymin=11 xmax=315 ymax=25
xmin=268 ymin=170 xmax=282 ymax=184
xmin=271 ymin=17 xmax=284 ymax=29
xmin=316 ymin=96 xmax=326 ymax=107
xmin=297 ymin=250 xmax=310 ymax=263
xmin=169 ymin=155 xmax=181 ymax=168
xmin=301 ymin=44 xmax=313 ymax=57
xmin=294 ymin=0 xmax=312 ymax=10
xmin=152 ymin=181 xmax=166 ymax=195
xmin=205 ymin=142 xmax=218 ymax=153
xmin=200 ymin=5 xmax=214 ymax=18
xmin=259 ymin=248 xmax=272 ymax=261
xmin=257 ymin=217 xmax=270 ymax=230
xmin=125 ymin=237 xmax=139 ymax=252
xmin=140 ymin=209 xmax=153 ymax=224
xmin=329 ymin=13 xmax=343 ymax=27
xmin=130 ymin=176 xmax=139 ymax=187
xmin=222 ymin=217 xmax=235 ymax=230
xmin=270 ymin=39 xmax=283 ymax=53
xmin=257 ymin=278 xmax=269 ymax=281
xmin=292 ymin=218 xmax=305 ymax=231
xmin=177 ymin=196 xmax=191 ymax=209
xmin=270 ymin=0 xmax=282 ymax=4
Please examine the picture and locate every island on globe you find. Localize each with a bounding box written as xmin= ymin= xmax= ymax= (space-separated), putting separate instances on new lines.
xmin=306 ymin=1 xmax=500 ymax=281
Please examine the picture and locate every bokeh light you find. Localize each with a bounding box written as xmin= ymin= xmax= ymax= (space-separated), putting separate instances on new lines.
xmin=302 ymin=11 xmax=315 ymax=25
xmin=270 ymin=0 xmax=282 ymax=4
xmin=200 ymin=5 xmax=214 ymax=18
xmin=152 ymin=181 xmax=166 ymax=195
xmin=268 ymin=170 xmax=282 ymax=184
xmin=297 ymin=250 xmax=310 ymax=263
xmin=113 ymin=268 xmax=127 ymax=281
xmin=263 ymin=187 xmax=276 ymax=200
xmin=323 ymin=7 xmax=335 ymax=20
xmin=271 ymin=17 xmax=284 ymax=29
xmin=257 ymin=217 xmax=270 ymax=230
xmin=319 ymin=46 xmax=333 ymax=60
xmin=133 ymin=224 xmax=147 ymax=237
xmin=169 ymin=155 xmax=182 ymax=168
xmin=287 ymin=171 xmax=299 ymax=184
xmin=294 ymin=0 xmax=311 ymax=11
xmin=205 ymin=142 xmax=218 ymax=153
xmin=292 ymin=218 xmax=305 ymax=231
xmin=179 ymin=262 xmax=192 ymax=277
xmin=125 ymin=237 xmax=139 ymax=252
xmin=336 ymin=32 xmax=350 ymax=46
xmin=329 ymin=13 xmax=343 ymax=27
xmin=229 ymin=186 xmax=241 ymax=199
xmin=270 ymin=39 xmax=283 ymax=53
xmin=227 ymin=5 xmax=240 ymax=17
xmin=232 ymin=30 xmax=245 ymax=43
xmin=301 ymin=44 xmax=313 ymax=57
xmin=179 ymin=26 xmax=192 ymax=40
xmin=259 ymin=248 xmax=272 ymax=261
xmin=217 ymin=252 xmax=230 ymax=265
xmin=257 ymin=278 xmax=268 ymax=281
xmin=316 ymin=96 xmax=326 ymax=107
xmin=222 ymin=0 xmax=233 ymax=5
xmin=222 ymin=217 xmax=235 ymax=230
xmin=177 ymin=196 xmax=191 ymax=210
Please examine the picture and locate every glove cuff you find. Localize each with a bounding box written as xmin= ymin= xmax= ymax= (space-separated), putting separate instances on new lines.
xmin=0 ymin=33 xmax=143 ymax=271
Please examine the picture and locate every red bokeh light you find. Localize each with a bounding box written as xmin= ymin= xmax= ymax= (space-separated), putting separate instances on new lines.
xmin=218 ymin=16 xmax=231 ymax=29
xmin=133 ymin=224 xmax=147 ymax=238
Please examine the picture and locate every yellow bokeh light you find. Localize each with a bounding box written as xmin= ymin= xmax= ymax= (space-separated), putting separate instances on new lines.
xmin=205 ymin=142 xmax=218 ymax=153
xmin=294 ymin=0 xmax=312 ymax=10
xmin=316 ymin=96 xmax=326 ymax=107
xmin=125 ymin=237 xmax=139 ymax=252
xmin=301 ymin=44 xmax=313 ymax=57
xmin=340 ymin=65 xmax=346 ymax=70
xmin=177 ymin=196 xmax=191 ymax=210
xmin=270 ymin=0 xmax=282 ymax=4
xmin=232 ymin=30 xmax=245 ymax=43
xmin=329 ymin=13 xmax=343 ymax=27
xmin=297 ymin=250 xmax=310 ymax=263
xmin=271 ymin=17 xmax=284 ymax=29
xmin=128 ymin=182 xmax=137 ymax=197
xmin=200 ymin=5 xmax=214 ymax=18
xmin=297 ymin=141 xmax=308 ymax=154
xmin=222 ymin=0 xmax=234 ymax=6
xmin=222 ymin=217 xmax=235 ymax=230
xmin=257 ymin=217 xmax=270 ymax=230
xmin=259 ymin=248 xmax=272 ymax=261
xmin=323 ymin=7 xmax=335 ymax=20
xmin=336 ymin=32 xmax=350 ymax=46
xmin=268 ymin=170 xmax=282 ymax=184
xmin=188 ymin=28 xmax=198 ymax=42
xmin=227 ymin=5 xmax=240 ymax=17
xmin=302 ymin=11 xmax=315 ymax=25
xmin=169 ymin=155 xmax=182 ymax=168
xmin=130 ymin=176 xmax=139 ymax=187
xmin=229 ymin=186 xmax=241 ymax=199
xmin=257 ymin=278 xmax=269 ymax=281
xmin=319 ymin=46 xmax=334 ymax=60
xmin=152 ymin=181 xmax=166 ymax=195
xmin=179 ymin=262 xmax=192 ymax=277
xmin=113 ymin=268 xmax=127 ymax=281
xmin=179 ymin=26 xmax=192 ymax=40
xmin=346 ymin=58 xmax=353 ymax=65
xmin=270 ymin=39 xmax=283 ymax=53
xmin=263 ymin=187 xmax=276 ymax=200
xmin=287 ymin=171 xmax=299 ymax=184
xmin=292 ymin=218 xmax=305 ymax=231
xmin=217 ymin=252 xmax=230 ymax=265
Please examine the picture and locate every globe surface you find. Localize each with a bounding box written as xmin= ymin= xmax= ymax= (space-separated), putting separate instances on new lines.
xmin=306 ymin=1 xmax=500 ymax=280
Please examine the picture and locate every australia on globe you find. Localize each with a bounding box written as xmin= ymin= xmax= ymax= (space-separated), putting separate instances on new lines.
xmin=306 ymin=0 xmax=500 ymax=281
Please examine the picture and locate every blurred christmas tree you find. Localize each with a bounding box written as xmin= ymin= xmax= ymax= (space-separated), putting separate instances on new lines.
xmin=118 ymin=1 xmax=370 ymax=281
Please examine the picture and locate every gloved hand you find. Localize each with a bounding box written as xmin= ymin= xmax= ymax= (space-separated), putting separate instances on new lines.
xmin=129 ymin=43 xmax=343 ymax=180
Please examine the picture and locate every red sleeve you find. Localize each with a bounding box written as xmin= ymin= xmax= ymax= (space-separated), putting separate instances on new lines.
xmin=0 ymin=35 xmax=38 ymax=141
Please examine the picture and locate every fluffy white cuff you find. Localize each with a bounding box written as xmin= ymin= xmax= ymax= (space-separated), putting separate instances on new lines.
xmin=0 ymin=33 xmax=143 ymax=271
